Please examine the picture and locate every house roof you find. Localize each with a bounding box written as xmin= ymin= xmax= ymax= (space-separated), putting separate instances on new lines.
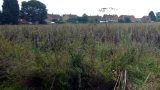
xmin=48 ymin=14 xmax=61 ymax=18
xmin=63 ymin=14 xmax=78 ymax=18
xmin=103 ymin=14 xmax=118 ymax=18
xmin=102 ymin=15 xmax=118 ymax=20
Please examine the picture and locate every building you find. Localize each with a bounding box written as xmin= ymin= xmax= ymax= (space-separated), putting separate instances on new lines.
xmin=62 ymin=14 xmax=78 ymax=21
xmin=52 ymin=14 xmax=61 ymax=22
xmin=47 ymin=14 xmax=61 ymax=22
xmin=141 ymin=16 xmax=151 ymax=23
xmin=102 ymin=14 xmax=118 ymax=22
xmin=88 ymin=15 xmax=102 ymax=23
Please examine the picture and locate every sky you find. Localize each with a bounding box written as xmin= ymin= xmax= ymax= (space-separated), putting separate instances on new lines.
xmin=0 ymin=0 xmax=160 ymax=18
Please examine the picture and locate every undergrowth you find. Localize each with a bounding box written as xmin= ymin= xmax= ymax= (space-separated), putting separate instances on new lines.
xmin=0 ymin=24 xmax=159 ymax=90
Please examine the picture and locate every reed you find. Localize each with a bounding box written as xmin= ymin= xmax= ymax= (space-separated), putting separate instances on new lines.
xmin=0 ymin=23 xmax=159 ymax=90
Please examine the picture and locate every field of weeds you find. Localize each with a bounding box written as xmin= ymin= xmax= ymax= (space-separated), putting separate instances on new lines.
xmin=0 ymin=23 xmax=160 ymax=90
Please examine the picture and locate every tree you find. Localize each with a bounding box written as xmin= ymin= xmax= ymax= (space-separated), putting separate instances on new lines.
xmin=0 ymin=11 xmax=2 ymax=24
xmin=125 ymin=17 xmax=131 ymax=23
xmin=118 ymin=17 xmax=131 ymax=23
xmin=156 ymin=12 xmax=160 ymax=22
xmin=149 ymin=11 xmax=156 ymax=21
xmin=78 ymin=14 xmax=88 ymax=23
xmin=20 ymin=0 xmax=47 ymax=24
xmin=67 ymin=17 xmax=78 ymax=23
xmin=2 ymin=0 xmax=19 ymax=24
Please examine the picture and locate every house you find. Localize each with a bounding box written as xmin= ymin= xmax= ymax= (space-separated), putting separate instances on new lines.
xmin=118 ymin=15 xmax=136 ymax=23
xmin=47 ymin=14 xmax=53 ymax=21
xmin=141 ymin=16 xmax=151 ymax=23
xmin=62 ymin=14 xmax=78 ymax=21
xmin=88 ymin=15 xmax=102 ymax=23
xmin=52 ymin=14 xmax=61 ymax=22
xmin=47 ymin=14 xmax=61 ymax=22
xmin=102 ymin=14 xmax=118 ymax=22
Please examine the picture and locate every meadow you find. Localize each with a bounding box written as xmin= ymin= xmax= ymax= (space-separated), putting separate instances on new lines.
xmin=0 ymin=23 xmax=159 ymax=90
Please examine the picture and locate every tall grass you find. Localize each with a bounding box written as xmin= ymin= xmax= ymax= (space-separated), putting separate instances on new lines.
xmin=0 ymin=23 xmax=159 ymax=90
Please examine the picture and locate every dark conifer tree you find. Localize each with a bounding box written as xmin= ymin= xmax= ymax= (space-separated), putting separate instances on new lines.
xmin=2 ymin=0 xmax=19 ymax=24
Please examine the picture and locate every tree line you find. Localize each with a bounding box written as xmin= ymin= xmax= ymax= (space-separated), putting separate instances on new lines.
xmin=0 ymin=0 xmax=160 ymax=25
xmin=0 ymin=0 xmax=47 ymax=25
xmin=66 ymin=14 xmax=89 ymax=24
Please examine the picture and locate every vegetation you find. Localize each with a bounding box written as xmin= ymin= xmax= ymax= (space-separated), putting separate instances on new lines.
xmin=2 ymin=0 xmax=19 ymax=24
xmin=156 ymin=12 xmax=160 ymax=22
xmin=78 ymin=14 xmax=89 ymax=23
xmin=0 ymin=23 xmax=159 ymax=90
xmin=149 ymin=11 xmax=156 ymax=22
xmin=66 ymin=14 xmax=89 ymax=24
xmin=20 ymin=0 xmax=47 ymax=24
xmin=0 ymin=11 xmax=2 ymax=24
xmin=67 ymin=17 xmax=78 ymax=24
xmin=118 ymin=17 xmax=131 ymax=23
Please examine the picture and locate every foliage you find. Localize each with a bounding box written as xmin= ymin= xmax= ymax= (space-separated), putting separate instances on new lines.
xmin=2 ymin=0 xmax=19 ymax=24
xmin=0 ymin=24 xmax=159 ymax=90
xmin=118 ymin=17 xmax=131 ymax=23
xmin=149 ymin=11 xmax=156 ymax=21
xmin=0 ymin=11 xmax=2 ymax=24
xmin=67 ymin=17 xmax=78 ymax=23
xmin=156 ymin=12 xmax=160 ymax=22
xmin=20 ymin=0 xmax=47 ymax=24
xmin=78 ymin=14 xmax=88 ymax=23
xmin=66 ymin=14 xmax=89 ymax=23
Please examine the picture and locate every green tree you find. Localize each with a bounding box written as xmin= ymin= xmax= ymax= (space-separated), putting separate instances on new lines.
xmin=149 ymin=11 xmax=156 ymax=21
xmin=125 ymin=17 xmax=131 ymax=23
xmin=118 ymin=17 xmax=131 ymax=23
xmin=156 ymin=12 xmax=160 ymax=22
xmin=2 ymin=0 xmax=19 ymax=24
xmin=20 ymin=0 xmax=47 ymax=24
xmin=67 ymin=17 xmax=78 ymax=23
xmin=0 ymin=11 xmax=2 ymax=24
xmin=78 ymin=14 xmax=88 ymax=23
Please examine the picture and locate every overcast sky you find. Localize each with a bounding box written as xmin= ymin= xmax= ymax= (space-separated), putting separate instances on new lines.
xmin=0 ymin=0 xmax=160 ymax=18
